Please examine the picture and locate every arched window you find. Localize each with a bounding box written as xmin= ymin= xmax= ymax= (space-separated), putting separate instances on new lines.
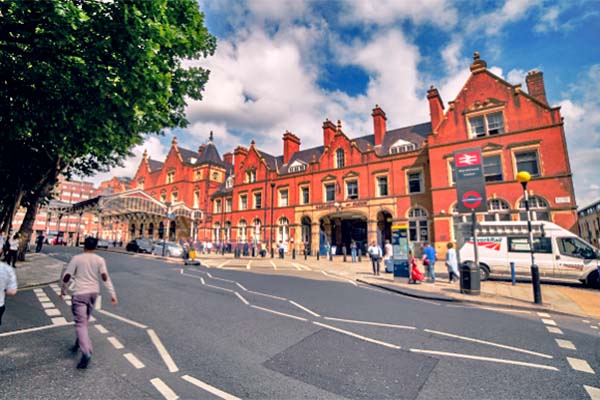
xmin=239 ymin=220 xmax=247 ymax=243
xmin=213 ymin=222 xmax=221 ymax=242
xmin=408 ymin=207 xmax=428 ymax=243
xmin=224 ymin=221 xmax=231 ymax=242
xmin=335 ymin=148 xmax=345 ymax=168
xmin=519 ymin=196 xmax=550 ymax=221
xmin=252 ymin=218 xmax=261 ymax=243
xmin=485 ymin=199 xmax=512 ymax=221
xmin=278 ymin=217 xmax=289 ymax=243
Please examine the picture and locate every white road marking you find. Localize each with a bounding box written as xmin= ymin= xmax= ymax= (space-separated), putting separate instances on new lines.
xmin=50 ymin=283 xmax=59 ymax=289
xmin=96 ymin=309 xmax=148 ymax=329
xmin=322 ymin=271 xmax=358 ymax=286
xmin=51 ymin=317 xmax=68 ymax=325
xmin=583 ymin=320 xmax=590 ymax=323
xmin=33 ymin=288 xmax=44 ymax=294
xmin=236 ymin=282 xmax=247 ymax=291
xmin=207 ymin=272 xmax=213 ymax=278
xmin=537 ymin=312 xmax=551 ymax=318
xmin=584 ymin=385 xmax=600 ymax=400
xmin=182 ymin=374 xmax=241 ymax=400
xmin=200 ymin=277 xmax=205 ymax=285
xmin=124 ymin=353 xmax=145 ymax=369
xmin=289 ymin=300 xmax=320 ymax=317
xmin=235 ymin=292 xmax=250 ymax=305
xmin=567 ymin=357 xmax=595 ymax=374
xmin=45 ymin=308 xmax=61 ymax=317
xmin=591 ymin=326 xmax=599 ymax=330
xmin=247 ymin=261 xmax=252 ymax=270
xmin=65 ymin=300 xmax=72 ymax=306
xmin=293 ymin=263 xmax=311 ymax=271
xmin=555 ymin=339 xmax=576 ymax=350
xmin=424 ymin=329 xmax=553 ymax=359
xmin=36 ymin=295 xmax=51 ymax=302
xmin=95 ymin=324 xmax=109 ymax=334
xmin=270 ymin=260 xmax=277 ymax=270
xmin=314 ymin=321 xmax=401 ymax=350
xmin=324 ymin=317 xmax=416 ymax=330
xmin=40 ymin=302 xmax=54 ymax=309
xmin=546 ymin=326 xmax=564 ymax=335
xmin=246 ymin=290 xmax=287 ymax=301
xmin=250 ymin=305 xmax=307 ymax=322
xmin=96 ymin=295 xmax=102 ymax=310
xmin=150 ymin=378 xmax=179 ymax=400
xmin=107 ymin=336 xmax=124 ymax=349
xmin=212 ymin=276 xmax=236 ymax=283
xmin=291 ymin=262 xmax=302 ymax=271
xmin=180 ymin=269 xmax=183 ymax=274
xmin=205 ymin=283 xmax=235 ymax=293
xmin=542 ymin=318 xmax=557 ymax=326
xmin=147 ymin=329 xmax=179 ymax=373
xmin=0 ymin=321 xmax=73 ymax=337
xmin=89 ymin=316 xmax=96 ymax=322
xmin=217 ymin=261 xmax=229 ymax=269
xmin=409 ymin=349 xmax=558 ymax=371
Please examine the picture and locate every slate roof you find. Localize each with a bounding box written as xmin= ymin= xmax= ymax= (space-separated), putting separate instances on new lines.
xmin=147 ymin=159 xmax=164 ymax=173
xmin=257 ymin=150 xmax=283 ymax=172
xmin=198 ymin=142 xmax=231 ymax=170
xmin=279 ymin=146 xmax=324 ymax=174
xmin=178 ymin=147 xmax=201 ymax=165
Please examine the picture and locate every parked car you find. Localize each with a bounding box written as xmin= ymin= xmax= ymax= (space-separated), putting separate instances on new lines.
xmin=126 ymin=238 xmax=153 ymax=253
xmin=153 ymin=241 xmax=184 ymax=258
xmin=96 ymin=239 xmax=110 ymax=249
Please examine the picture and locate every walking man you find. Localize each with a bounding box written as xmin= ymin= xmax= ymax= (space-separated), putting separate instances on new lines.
xmin=35 ymin=232 xmax=45 ymax=253
xmin=60 ymin=237 xmax=118 ymax=369
xmin=367 ymin=240 xmax=382 ymax=276
xmin=0 ymin=259 xmax=18 ymax=325
xmin=422 ymin=242 xmax=437 ymax=283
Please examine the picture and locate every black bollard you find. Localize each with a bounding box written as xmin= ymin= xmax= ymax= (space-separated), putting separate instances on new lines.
xmin=531 ymin=264 xmax=543 ymax=304
xmin=358 ymin=251 xmax=362 ymax=262
xmin=292 ymin=248 xmax=296 ymax=259
xmin=342 ymin=246 xmax=347 ymax=263
xmin=304 ymin=249 xmax=307 ymax=260
xmin=316 ymin=251 xmax=320 ymax=261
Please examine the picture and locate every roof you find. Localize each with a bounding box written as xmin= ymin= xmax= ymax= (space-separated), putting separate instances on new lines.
xmin=377 ymin=122 xmax=431 ymax=155
xmin=197 ymin=142 xmax=231 ymax=170
xmin=178 ymin=147 xmax=201 ymax=166
xmin=280 ymin=146 xmax=324 ymax=174
xmin=147 ymin=159 xmax=164 ymax=173
xmin=257 ymin=150 xmax=282 ymax=172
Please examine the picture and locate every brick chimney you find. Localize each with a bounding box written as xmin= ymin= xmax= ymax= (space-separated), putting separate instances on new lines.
xmin=525 ymin=70 xmax=548 ymax=105
xmin=282 ymin=131 xmax=300 ymax=164
xmin=427 ymin=85 xmax=444 ymax=132
xmin=233 ymin=146 xmax=248 ymax=175
xmin=371 ymin=105 xmax=387 ymax=146
xmin=323 ymin=119 xmax=336 ymax=146
xmin=223 ymin=152 xmax=233 ymax=166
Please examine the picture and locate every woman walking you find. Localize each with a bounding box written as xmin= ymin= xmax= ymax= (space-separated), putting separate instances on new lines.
xmin=446 ymin=242 xmax=460 ymax=282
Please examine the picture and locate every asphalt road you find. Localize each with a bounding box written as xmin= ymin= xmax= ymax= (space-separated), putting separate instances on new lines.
xmin=1 ymin=247 xmax=599 ymax=399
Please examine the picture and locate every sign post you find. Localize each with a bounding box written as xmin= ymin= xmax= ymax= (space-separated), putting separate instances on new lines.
xmin=454 ymin=147 xmax=487 ymax=295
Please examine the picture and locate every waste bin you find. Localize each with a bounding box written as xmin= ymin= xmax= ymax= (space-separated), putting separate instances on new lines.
xmin=460 ymin=261 xmax=480 ymax=295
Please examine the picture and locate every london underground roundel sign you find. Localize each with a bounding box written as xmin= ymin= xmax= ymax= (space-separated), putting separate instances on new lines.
xmin=462 ymin=191 xmax=483 ymax=209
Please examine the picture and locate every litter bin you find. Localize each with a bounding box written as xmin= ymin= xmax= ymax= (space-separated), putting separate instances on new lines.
xmin=460 ymin=261 xmax=480 ymax=295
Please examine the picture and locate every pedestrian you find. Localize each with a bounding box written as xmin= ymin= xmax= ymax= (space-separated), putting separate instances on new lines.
xmin=0 ymin=259 xmax=18 ymax=325
xmin=260 ymin=242 xmax=266 ymax=257
xmin=7 ymin=233 xmax=20 ymax=268
xmin=446 ymin=242 xmax=460 ymax=282
xmin=60 ymin=237 xmax=118 ymax=369
xmin=350 ymin=240 xmax=357 ymax=263
xmin=35 ymin=232 xmax=45 ymax=253
xmin=367 ymin=240 xmax=382 ymax=276
xmin=0 ymin=231 xmax=6 ymax=260
xmin=422 ymin=242 xmax=437 ymax=283
xmin=409 ymin=250 xmax=424 ymax=283
xmin=383 ymin=239 xmax=393 ymax=272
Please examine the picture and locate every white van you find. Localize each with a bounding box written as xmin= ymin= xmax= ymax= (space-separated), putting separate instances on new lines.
xmin=458 ymin=221 xmax=600 ymax=287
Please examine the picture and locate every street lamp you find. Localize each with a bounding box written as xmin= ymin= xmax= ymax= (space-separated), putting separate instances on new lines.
xmin=162 ymin=201 xmax=172 ymax=257
xmin=516 ymin=171 xmax=542 ymax=304
xmin=270 ymin=182 xmax=275 ymax=258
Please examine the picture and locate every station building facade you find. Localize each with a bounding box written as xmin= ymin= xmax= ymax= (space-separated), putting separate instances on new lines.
xmin=127 ymin=53 xmax=577 ymax=256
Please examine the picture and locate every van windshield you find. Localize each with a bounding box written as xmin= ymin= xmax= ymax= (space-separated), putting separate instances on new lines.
xmin=557 ymin=237 xmax=598 ymax=259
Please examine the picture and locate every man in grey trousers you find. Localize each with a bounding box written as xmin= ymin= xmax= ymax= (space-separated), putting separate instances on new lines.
xmin=61 ymin=237 xmax=118 ymax=369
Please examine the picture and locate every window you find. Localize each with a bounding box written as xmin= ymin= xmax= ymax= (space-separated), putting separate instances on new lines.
xmin=557 ymin=237 xmax=597 ymax=259
xmin=252 ymin=219 xmax=261 ymax=243
xmin=212 ymin=172 xmax=219 ymax=181
xmin=239 ymin=194 xmax=248 ymax=210
xmin=484 ymin=199 xmax=512 ymax=221
xmin=508 ymin=237 xmax=552 ymax=253
xmin=289 ymin=162 xmax=307 ymax=173
xmin=515 ymin=151 xmax=540 ymax=177
xmin=407 ymin=171 xmax=422 ymax=194
xmin=225 ymin=198 xmax=232 ymax=212
xmin=214 ymin=199 xmax=222 ymax=213
xmin=279 ymin=189 xmax=289 ymax=207
xmin=346 ymin=180 xmax=358 ymax=200
xmin=483 ymin=155 xmax=503 ymax=182
xmin=193 ymin=191 xmax=200 ymax=208
xmin=408 ymin=207 xmax=428 ymax=242
xmin=278 ymin=217 xmax=289 ymax=243
xmin=519 ymin=196 xmax=550 ymax=221
xmin=324 ymin=183 xmax=335 ymax=202
xmin=239 ymin=220 xmax=247 ymax=242
xmin=254 ymin=192 xmax=262 ymax=209
xmin=469 ymin=112 xmax=504 ymax=138
xmin=171 ymin=192 xmax=178 ymax=202
xmin=390 ymin=143 xmax=416 ymax=154
xmin=166 ymin=171 xmax=175 ymax=184
xmin=224 ymin=221 xmax=231 ymax=241
xmin=377 ymin=176 xmax=388 ymax=197
xmin=194 ymin=169 xmax=202 ymax=181
xmin=225 ymin=176 xmax=234 ymax=189
xmin=138 ymin=179 xmax=144 ymax=190
xmin=246 ymin=170 xmax=256 ymax=183
xmin=336 ymin=148 xmax=345 ymax=168
xmin=160 ymin=193 xmax=167 ymax=203
xmin=213 ymin=222 xmax=221 ymax=242
xmin=300 ymin=186 xmax=310 ymax=205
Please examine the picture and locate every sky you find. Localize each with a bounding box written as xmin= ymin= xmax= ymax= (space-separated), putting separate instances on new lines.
xmin=92 ymin=0 xmax=600 ymax=209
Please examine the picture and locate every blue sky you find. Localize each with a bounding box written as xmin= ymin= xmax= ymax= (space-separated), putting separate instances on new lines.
xmin=97 ymin=0 xmax=600 ymax=208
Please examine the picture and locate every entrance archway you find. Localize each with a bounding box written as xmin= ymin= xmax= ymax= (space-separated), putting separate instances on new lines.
xmin=319 ymin=211 xmax=367 ymax=255
xmin=169 ymin=220 xmax=176 ymax=241
xmin=301 ymin=216 xmax=311 ymax=253
xmin=377 ymin=211 xmax=393 ymax=246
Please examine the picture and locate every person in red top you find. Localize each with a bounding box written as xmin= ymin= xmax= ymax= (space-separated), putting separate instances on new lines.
xmin=409 ymin=250 xmax=424 ymax=283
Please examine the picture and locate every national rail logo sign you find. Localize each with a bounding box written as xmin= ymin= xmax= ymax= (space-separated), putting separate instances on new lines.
xmin=454 ymin=147 xmax=487 ymax=213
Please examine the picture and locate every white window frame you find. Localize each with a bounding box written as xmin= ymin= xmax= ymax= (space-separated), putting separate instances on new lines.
xmin=279 ymin=189 xmax=289 ymax=207
xmin=324 ymin=182 xmax=335 ymax=202
xmin=407 ymin=170 xmax=423 ymax=194
xmin=300 ymin=185 xmax=310 ymax=205
xmin=278 ymin=217 xmax=289 ymax=243
xmin=514 ymin=150 xmax=541 ymax=177
xmin=239 ymin=220 xmax=247 ymax=242
xmin=214 ymin=199 xmax=222 ymax=213
xmin=253 ymin=192 xmax=262 ymax=209
xmin=376 ymin=175 xmax=388 ymax=197
xmin=225 ymin=198 xmax=232 ymax=213
xmin=408 ymin=207 xmax=429 ymax=243
xmin=346 ymin=180 xmax=358 ymax=200
xmin=335 ymin=148 xmax=345 ymax=169
xmin=239 ymin=194 xmax=248 ymax=211
xmin=468 ymin=111 xmax=505 ymax=138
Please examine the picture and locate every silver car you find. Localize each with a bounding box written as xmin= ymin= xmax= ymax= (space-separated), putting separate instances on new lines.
xmin=153 ymin=241 xmax=184 ymax=258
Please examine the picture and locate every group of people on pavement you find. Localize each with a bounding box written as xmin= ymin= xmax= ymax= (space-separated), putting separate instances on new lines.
xmin=0 ymin=231 xmax=21 ymax=268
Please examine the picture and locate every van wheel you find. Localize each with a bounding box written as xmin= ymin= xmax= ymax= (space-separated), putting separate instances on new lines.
xmin=479 ymin=265 xmax=490 ymax=281
xmin=586 ymin=270 xmax=599 ymax=289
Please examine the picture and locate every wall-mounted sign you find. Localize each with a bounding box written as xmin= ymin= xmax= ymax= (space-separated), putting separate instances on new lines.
xmin=454 ymin=147 xmax=488 ymax=214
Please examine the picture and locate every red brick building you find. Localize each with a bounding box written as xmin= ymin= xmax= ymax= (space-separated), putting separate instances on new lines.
xmin=127 ymin=53 xmax=577 ymax=256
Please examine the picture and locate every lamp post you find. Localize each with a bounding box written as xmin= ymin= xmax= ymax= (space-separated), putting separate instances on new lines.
xmin=516 ymin=171 xmax=542 ymax=304
xmin=162 ymin=201 xmax=171 ymax=256
xmin=270 ymin=182 xmax=275 ymax=258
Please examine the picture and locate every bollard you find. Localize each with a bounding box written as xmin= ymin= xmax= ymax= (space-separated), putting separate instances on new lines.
xmin=271 ymin=248 xmax=274 ymax=258
xmin=251 ymin=247 xmax=255 ymax=257
xmin=510 ymin=261 xmax=516 ymax=286
xmin=342 ymin=246 xmax=347 ymax=263
xmin=292 ymin=248 xmax=296 ymax=260
xmin=358 ymin=252 xmax=362 ymax=262
xmin=531 ymin=264 xmax=542 ymax=304
xmin=329 ymin=251 xmax=333 ymax=261
xmin=316 ymin=251 xmax=320 ymax=261
xmin=304 ymin=249 xmax=307 ymax=260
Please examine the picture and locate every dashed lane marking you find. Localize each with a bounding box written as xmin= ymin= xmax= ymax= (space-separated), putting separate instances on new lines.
xmin=36 ymin=295 xmax=51 ymax=303
xmin=206 ymin=272 xmax=213 ymax=278
xmin=235 ymin=292 xmax=249 ymax=306
xmin=555 ymin=339 xmax=576 ymax=350
xmin=96 ymin=295 xmax=102 ymax=310
xmin=542 ymin=319 xmax=557 ymax=326
xmin=96 ymin=309 xmax=148 ymax=329
xmin=40 ymin=302 xmax=54 ymax=309
xmin=51 ymin=317 xmax=68 ymax=325
xmin=585 ymin=385 xmax=600 ymax=400
xmin=424 ymin=329 xmax=553 ymax=359
xmin=107 ymin=336 xmax=124 ymax=349
xmin=537 ymin=312 xmax=551 ymax=318
xmin=236 ymin=282 xmax=247 ymax=291
xmin=289 ymin=300 xmax=320 ymax=317
xmin=583 ymin=320 xmax=590 ymax=323
xmin=147 ymin=329 xmax=179 ymax=373
xmin=567 ymin=357 xmax=595 ymax=374
xmin=124 ymin=353 xmax=145 ymax=369
xmin=65 ymin=300 xmax=72 ymax=306
xmin=200 ymin=277 xmax=205 ymax=285
xmin=547 ymin=326 xmax=564 ymax=335
xmin=0 ymin=321 xmax=72 ymax=337
xmin=591 ymin=326 xmax=599 ymax=330
xmin=324 ymin=317 xmax=415 ymax=330
xmin=33 ymin=288 xmax=44 ymax=294
xmin=150 ymin=378 xmax=179 ymax=400
xmin=409 ymin=349 xmax=559 ymax=371
xmin=313 ymin=321 xmax=401 ymax=350
xmin=250 ymin=305 xmax=307 ymax=322
xmin=95 ymin=324 xmax=109 ymax=334
xmin=246 ymin=290 xmax=287 ymax=301
xmin=181 ymin=374 xmax=241 ymax=400
xmin=44 ymin=308 xmax=61 ymax=317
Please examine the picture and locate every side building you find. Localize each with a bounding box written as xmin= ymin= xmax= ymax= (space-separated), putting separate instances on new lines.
xmin=578 ymin=200 xmax=600 ymax=248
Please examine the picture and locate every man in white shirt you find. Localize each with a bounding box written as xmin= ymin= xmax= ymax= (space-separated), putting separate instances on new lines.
xmin=367 ymin=241 xmax=383 ymax=276
xmin=0 ymin=260 xmax=18 ymax=325
xmin=61 ymin=237 xmax=118 ymax=369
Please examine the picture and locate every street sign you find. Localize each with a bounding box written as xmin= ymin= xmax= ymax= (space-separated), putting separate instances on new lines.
xmin=454 ymin=147 xmax=487 ymax=213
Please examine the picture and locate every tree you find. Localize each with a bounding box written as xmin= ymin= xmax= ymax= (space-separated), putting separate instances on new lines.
xmin=0 ymin=0 xmax=216 ymax=256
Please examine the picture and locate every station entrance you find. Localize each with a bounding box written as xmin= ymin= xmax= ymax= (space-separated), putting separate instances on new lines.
xmin=319 ymin=212 xmax=367 ymax=255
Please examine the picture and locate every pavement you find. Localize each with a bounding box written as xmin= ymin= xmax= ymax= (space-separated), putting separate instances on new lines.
xmin=16 ymin=246 xmax=600 ymax=319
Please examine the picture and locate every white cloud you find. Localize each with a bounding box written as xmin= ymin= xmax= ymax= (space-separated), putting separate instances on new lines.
xmin=467 ymin=0 xmax=541 ymax=36
xmin=343 ymin=0 xmax=458 ymax=28
xmin=507 ymin=68 xmax=527 ymax=86
xmin=534 ymin=6 xmax=560 ymax=32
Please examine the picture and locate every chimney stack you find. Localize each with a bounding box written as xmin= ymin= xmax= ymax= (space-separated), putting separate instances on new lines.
xmin=282 ymin=131 xmax=301 ymax=164
xmin=371 ymin=105 xmax=387 ymax=146
xmin=525 ymin=70 xmax=548 ymax=105
xmin=323 ymin=119 xmax=336 ymax=146
xmin=223 ymin=152 xmax=233 ymax=166
xmin=233 ymin=146 xmax=248 ymax=175
xmin=427 ymin=86 xmax=444 ymax=132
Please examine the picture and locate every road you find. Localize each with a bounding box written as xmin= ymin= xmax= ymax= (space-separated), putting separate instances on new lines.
xmin=1 ymin=247 xmax=599 ymax=399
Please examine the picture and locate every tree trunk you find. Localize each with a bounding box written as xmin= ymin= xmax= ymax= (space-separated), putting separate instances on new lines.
xmin=1 ymin=189 xmax=24 ymax=233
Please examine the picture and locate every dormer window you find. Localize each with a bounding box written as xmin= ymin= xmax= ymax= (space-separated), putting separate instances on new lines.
xmin=189 ymin=157 xmax=197 ymax=164
xmin=245 ymin=169 xmax=256 ymax=183
xmin=137 ymin=179 xmax=144 ymax=190
xmin=225 ymin=176 xmax=234 ymax=189
xmin=389 ymin=139 xmax=417 ymax=154
xmin=335 ymin=149 xmax=345 ymax=168
xmin=288 ymin=160 xmax=307 ymax=173
xmin=166 ymin=171 xmax=175 ymax=184
xmin=469 ymin=112 xmax=504 ymax=138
